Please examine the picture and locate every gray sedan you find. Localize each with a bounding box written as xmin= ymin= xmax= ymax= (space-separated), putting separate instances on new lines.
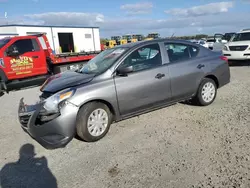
xmin=18 ymin=38 xmax=230 ymax=149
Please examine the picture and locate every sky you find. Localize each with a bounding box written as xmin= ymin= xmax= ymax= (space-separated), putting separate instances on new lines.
xmin=0 ymin=0 xmax=250 ymax=38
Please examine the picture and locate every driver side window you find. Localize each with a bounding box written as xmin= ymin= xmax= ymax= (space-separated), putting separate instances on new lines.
xmin=119 ymin=43 xmax=162 ymax=72
xmin=5 ymin=39 xmax=40 ymax=56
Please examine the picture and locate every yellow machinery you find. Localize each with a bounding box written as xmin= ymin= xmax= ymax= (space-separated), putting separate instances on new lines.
xmin=131 ymin=37 xmax=137 ymax=43
xmin=119 ymin=38 xmax=127 ymax=45
xmin=132 ymin=34 xmax=144 ymax=42
xmin=111 ymin=36 xmax=121 ymax=45
xmin=122 ymin=34 xmax=134 ymax=43
xmin=105 ymin=36 xmax=120 ymax=48
xmin=145 ymin=33 xmax=160 ymax=40
xmin=106 ymin=33 xmax=149 ymax=48
xmin=120 ymin=39 xmax=128 ymax=45
xmin=105 ymin=40 xmax=116 ymax=48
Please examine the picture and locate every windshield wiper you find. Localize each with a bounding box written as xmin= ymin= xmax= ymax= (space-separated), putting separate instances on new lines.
xmin=79 ymin=70 xmax=97 ymax=75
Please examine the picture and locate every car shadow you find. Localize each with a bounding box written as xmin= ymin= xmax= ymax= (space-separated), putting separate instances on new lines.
xmin=0 ymin=143 xmax=58 ymax=188
xmin=179 ymin=100 xmax=199 ymax=106
xmin=228 ymin=60 xmax=250 ymax=67
xmin=74 ymin=134 xmax=83 ymax=141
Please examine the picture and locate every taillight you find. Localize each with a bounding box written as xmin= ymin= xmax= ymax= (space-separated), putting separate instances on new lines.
xmin=220 ymin=56 xmax=228 ymax=63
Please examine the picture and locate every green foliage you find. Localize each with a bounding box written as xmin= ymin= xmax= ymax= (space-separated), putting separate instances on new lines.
xmin=169 ymin=34 xmax=209 ymax=40
xmin=100 ymin=38 xmax=109 ymax=45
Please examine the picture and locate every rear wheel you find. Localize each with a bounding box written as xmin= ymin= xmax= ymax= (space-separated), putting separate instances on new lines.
xmin=76 ymin=102 xmax=113 ymax=142
xmin=193 ymin=78 xmax=217 ymax=106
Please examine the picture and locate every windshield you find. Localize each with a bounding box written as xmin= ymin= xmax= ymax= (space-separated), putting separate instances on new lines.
xmin=222 ymin=33 xmax=235 ymax=41
xmin=0 ymin=38 xmax=11 ymax=49
xmin=230 ymin=32 xmax=250 ymax=42
xmin=80 ymin=47 xmax=128 ymax=74
xmin=199 ymin=40 xmax=205 ymax=45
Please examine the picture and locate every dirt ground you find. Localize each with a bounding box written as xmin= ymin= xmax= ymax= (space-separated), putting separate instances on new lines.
xmin=0 ymin=65 xmax=249 ymax=188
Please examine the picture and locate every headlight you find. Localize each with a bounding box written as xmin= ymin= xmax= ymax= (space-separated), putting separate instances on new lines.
xmin=223 ymin=45 xmax=228 ymax=51
xmin=43 ymin=88 xmax=75 ymax=113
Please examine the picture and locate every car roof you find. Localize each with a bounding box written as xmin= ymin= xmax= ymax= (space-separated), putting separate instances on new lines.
xmin=238 ymin=30 xmax=250 ymax=34
xmin=113 ymin=38 xmax=201 ymax=49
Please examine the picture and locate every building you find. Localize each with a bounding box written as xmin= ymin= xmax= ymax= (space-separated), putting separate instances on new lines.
xmin=0 ymin=24 xmax=101 ymax=53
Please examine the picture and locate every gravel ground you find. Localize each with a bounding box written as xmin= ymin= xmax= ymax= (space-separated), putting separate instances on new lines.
xmin=0 ymin=66 xmax=250 ymax=188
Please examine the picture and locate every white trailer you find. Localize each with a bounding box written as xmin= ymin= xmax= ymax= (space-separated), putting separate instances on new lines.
xmin=0 ymin=24 xmax=101 ymax=53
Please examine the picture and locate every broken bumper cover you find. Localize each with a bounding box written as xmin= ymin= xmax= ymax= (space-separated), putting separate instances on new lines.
xmin=18 ymin=98 xmax=79 ymax=149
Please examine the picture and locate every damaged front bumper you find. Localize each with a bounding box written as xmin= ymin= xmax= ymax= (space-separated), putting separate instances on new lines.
xmin=18 ymin=98 xmax=79 ymax=149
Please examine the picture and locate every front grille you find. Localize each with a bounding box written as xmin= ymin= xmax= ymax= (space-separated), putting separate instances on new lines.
xmin=19 ymin=114 xmax=31 ymax=128
xmin=229 ymin=45 xmax=248 ymax=51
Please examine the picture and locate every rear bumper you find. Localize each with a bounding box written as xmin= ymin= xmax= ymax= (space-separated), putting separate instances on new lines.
xmin=18 ymin=98 xmax=79 ymax=149
xmin=214 ymin=62 xmax=231 ymax=89
xmin=218 ymin=69 xmax=230 ymax=88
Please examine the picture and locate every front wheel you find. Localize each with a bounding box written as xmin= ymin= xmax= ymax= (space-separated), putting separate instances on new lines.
xmin=193 ymin=78 xmax=217 ymax=106
xmin=76 ymin=102 xmax=113 ymax=142
xmin=0 ymin=80 xmax=6 ymax=96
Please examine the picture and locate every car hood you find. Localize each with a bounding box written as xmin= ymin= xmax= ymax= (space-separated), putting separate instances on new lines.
xmin=40 ymin=71 xmax=95 ymax=93
xmin=226 ymin=41 xmax=250 ymax=46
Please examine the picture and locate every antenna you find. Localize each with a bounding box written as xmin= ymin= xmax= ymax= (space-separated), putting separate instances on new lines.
xmin=170 ymin=33 xmax=175 ymax=38
xmin=4 ymin=12 xmax=8 ymax=25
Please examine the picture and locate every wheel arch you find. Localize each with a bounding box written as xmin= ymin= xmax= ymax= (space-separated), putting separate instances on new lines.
xmin=192 ymin=74 xmax=218 ymax=106
xmin=204 ymin=74 xmax=219 ymax=88
xmin=78 ymin=99 xmax=117 ymax=120
xmin=193 ymin=74 xmax=219 ymax=97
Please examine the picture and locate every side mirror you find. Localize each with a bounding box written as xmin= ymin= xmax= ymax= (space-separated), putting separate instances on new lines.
xmin=116 ymin=66 xmax=133 ymax=76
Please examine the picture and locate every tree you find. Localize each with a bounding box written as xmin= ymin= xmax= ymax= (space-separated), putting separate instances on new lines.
xmin=100 ymin=38 xmax=108 ymax=45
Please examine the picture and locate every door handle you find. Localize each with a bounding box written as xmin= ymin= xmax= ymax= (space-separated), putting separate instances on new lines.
xmin=155 ymin=73 xmax=165 ymax=79
xmin=197 ymin=64 xmax=205 ymax=69
xmin=32 ymin=56 xmax=39 ymax=58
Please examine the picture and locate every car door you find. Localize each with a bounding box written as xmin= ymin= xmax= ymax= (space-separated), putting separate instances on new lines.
xmin=3 ymin=37 xmax=47 ymax=80
xmin=164 ymin=42 xmax=206 ymax=100
xmin=113 ymin=43 xmax=171 ymax=116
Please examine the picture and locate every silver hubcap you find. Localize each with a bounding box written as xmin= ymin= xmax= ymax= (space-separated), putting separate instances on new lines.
xmin=201 ymin=82 xmax=216 ymax=103
xmin=87 ymin=108 xmax=109 ymax=137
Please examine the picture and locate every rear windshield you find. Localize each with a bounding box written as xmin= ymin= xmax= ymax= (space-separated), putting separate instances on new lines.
xmin=231 ymin=32 xmax=250 ymax=42
xmin=0 ymin=38 xmax=10 ymax=49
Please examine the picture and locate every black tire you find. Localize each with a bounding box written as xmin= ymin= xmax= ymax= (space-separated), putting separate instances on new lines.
xmin=76 ymin=102 xmax=113 ymax=142
xmin=192 ymin=78 xmax=217 ymax=106
xmin=0 ymin=78 xmax=5 ymax=96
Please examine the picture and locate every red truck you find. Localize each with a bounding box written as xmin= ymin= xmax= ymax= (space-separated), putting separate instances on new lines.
xmin=0 ymin=33 xmax=102 ymax=95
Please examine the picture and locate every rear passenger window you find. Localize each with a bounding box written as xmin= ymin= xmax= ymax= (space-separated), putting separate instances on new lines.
xmin=165 ymin=43 xmax=199 ymax=62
